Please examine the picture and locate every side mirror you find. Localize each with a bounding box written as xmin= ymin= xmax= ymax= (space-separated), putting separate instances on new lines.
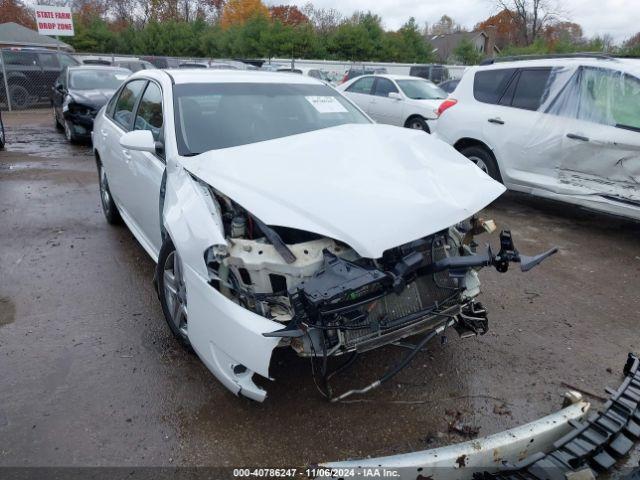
xmin=120 ymin=130 xmax=157 ymax=154
xmin=55 ymin=84 xmax=65 ymax=92
xmin=388 ymin=92 xmax=402 ymax=100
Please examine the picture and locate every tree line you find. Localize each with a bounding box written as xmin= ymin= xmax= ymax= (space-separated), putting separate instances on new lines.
xmin=1 ymin=0 xmax=639 ymax=63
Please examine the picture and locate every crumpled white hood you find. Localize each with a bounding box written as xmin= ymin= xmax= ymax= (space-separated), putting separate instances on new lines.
xmin=180 ymin=123 xmax=505 ymax=258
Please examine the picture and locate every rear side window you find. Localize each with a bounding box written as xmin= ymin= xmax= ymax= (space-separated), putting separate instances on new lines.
xmin=347 ymin=76 xmax=375 ymax=94
xmin=4 ymin=51 xmax=38 ymax=66
xmin=373 ymin=78 xmax=398 ymax=97
xmin=511 ymin=68 xmax=553 ymax=111
xmin=39 ymin=53 xmax=59 ymax=68
xmin=112 ymin=80 xmax=146 ymax=130
xmin=473 ymin=68 xmax=516 ymax=104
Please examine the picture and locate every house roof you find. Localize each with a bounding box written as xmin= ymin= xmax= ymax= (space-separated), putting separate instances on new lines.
xmin=429 ymin=30 xmax=499 ymax=57
xmin=0 ymin=22 xmax=74 ymax=51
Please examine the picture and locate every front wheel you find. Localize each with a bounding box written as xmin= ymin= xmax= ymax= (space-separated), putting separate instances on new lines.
xmin=405 ymin=116 xmax=430 ymax=133
xmin=98 ymin=162 xmax=122 ymax=225
xmin=157 ymin=239 xmax=191 ymax=348
xmin=460 ymin=145 xmax=501 ymax=182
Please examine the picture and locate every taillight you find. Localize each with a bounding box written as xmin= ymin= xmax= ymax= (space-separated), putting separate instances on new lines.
xmin=340 ymin=73 xmax=349 ymax=84
xmin=437 ymin=98 xmax=458 ymax=117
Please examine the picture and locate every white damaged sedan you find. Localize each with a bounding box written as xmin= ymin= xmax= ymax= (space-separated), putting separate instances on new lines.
xmin=92 ymin=70 xmax=554 ymax=402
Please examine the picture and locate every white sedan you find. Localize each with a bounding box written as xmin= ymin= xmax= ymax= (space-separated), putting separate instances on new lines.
xmin=337 ymin=74 xmax=448 ymax=133
xmin=91 ymin=69 xmax=554 ymax=402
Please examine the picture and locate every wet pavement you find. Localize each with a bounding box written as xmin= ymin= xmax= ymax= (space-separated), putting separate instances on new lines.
xmin=1 ymin=111 xmax=639 ymax=468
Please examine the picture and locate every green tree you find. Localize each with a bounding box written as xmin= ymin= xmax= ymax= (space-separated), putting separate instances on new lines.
xmin=453 ymin=38 xmax=484 ymax=65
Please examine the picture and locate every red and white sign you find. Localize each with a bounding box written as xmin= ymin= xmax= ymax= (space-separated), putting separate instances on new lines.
xmin=34 ymin=5 xmax=74 ymax=37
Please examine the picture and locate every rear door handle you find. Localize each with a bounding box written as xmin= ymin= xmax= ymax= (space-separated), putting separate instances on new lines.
xmin=566 ymin=133 xmax=589 ymax=142
xmin=100 ymin=129 xmax=108 ymax=138
xmin=488 ymin=117 xmax=505 ymax=125
xmin=122 ymin=149 xmax=132 ymax=161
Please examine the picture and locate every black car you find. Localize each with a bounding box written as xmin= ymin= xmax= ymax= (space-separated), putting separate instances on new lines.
xmin=52 ymin=66 xmax=130 ymax=143
xmin=112 ymin=59 xmax=156 ymax=72
xmin=409 ymin=64 xmax=448 ymax=84
xmin=438 ymin=78 xmax=460 ymax=94
xmin=139 ymin=56 xmax=181 ymax=69
xmin=0 ymin=47 xmax=79 ymax=109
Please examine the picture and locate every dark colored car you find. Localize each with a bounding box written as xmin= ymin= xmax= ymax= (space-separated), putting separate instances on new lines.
xmin=341 ymin=66 xmax=388 ymax=83
xmin=438 ymin=78 xmax=460 ymax=94
xmin=113 ymin=60 xmax=156 ymax=72
xmin=409 ymin=64 xmax=448 ymax=84
xmin=0 ymin=47 xmax=79 ymax=109
xmin=82 ymin=59 xmax=112 ymax=66
xmin=52 ymin=66 xmax=130 ymax=143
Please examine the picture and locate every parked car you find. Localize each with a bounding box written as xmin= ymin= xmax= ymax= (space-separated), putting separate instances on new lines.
xmin=0 ymin=47 xmax=79 ymax=109
xmin=52 ymin=66 xmax=131 ymax=143
xmin=91 ymin=69 xmax=554 ymax=401
xmin=337 ymin=74 xmax=448 ymax=132
xmin=409 ymin=64 xmax=448 ymax=84
xmin=139 ymin=56 xmax=181 ymax=69
xmin=438 ymin=78 xmax=460 ymax=94
xmin=113 ymin=59 xmax=156 ymax=72
xmin=434 ymin=55 xmax=640 ymax=220
xmin=178 ymin=62 xmax=209 ymax=69
xmin=82 ymin=59 xmax=111 ymax=66
xmin=341 ymin=66 xmax=387 ymax=83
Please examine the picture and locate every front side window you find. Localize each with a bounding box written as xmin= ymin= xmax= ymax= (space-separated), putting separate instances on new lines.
xmin=134 ymin=82 xmax=163 ymax=141
xmin=39 ymin=53 xmax=59 ymax=69
xmin=347 ymin=76 xmax=375 ymax=94
xmin=577 ymin=67 xmax=640 ymax=131
xmin=174 ymin=82 xmax=370 ymax=155
xmin=4 ymin=51 xmax=37 ymax=66
xmin=473 ymin=68 xmax=516 ymax=104
xmin=59 ymin=54 xmax=79 ymax=68
xmin=397 ymin=79 xmax=447 ymax=100
xmin=373 ymin=78 xmax=398 ymax=97
xmin=112 ymin=80 xmax=146 ymax=130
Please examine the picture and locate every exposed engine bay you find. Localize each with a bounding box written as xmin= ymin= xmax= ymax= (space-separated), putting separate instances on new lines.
xmin=200 ymin=182 xmax=557 ymax=400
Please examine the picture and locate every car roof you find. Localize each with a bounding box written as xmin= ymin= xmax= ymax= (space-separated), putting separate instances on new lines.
xmin=140 ymin=69 xmax=324 ymax=85
xmin=475 ymin=57 xmax=640 ymax=76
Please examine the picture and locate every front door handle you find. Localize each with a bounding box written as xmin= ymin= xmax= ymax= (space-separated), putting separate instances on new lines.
xmin=122 ymin=149 xmax=132 ymax=161
xmin=488 ymin=117 xmax=505 ymax=125
xmin=100 ymin=129 xmax=108 ymax=138
xmin=566 ymin=133 xmax=589 ymax=142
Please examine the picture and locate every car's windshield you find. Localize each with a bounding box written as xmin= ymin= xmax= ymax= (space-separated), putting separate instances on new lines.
xmin=174 ymin=82 xmax=371 ymax=155
xmin=397 ymin=79 xmax=447 ymax=100
xmin=69 ymin=69 xmax=129 ymax=90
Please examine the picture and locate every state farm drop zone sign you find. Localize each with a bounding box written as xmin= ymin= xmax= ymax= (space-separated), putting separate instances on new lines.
xmin=35 ymin=5 xmax=75 ymax=36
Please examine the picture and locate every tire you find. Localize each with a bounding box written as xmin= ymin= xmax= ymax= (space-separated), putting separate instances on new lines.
xmin=156 ymin=238 xmax=191 ymax=348
xmin=64 ymin=120 xmax=78 ymax=143
xmin=404 ymin=116 xmax=430 ymax=133
xmin=0 ymin=115 xmax=5 ymax=149
xmin=460 ymin=145 xmax=502 ymax=182
xmin=54 ymin=110 xmax=63 ymax=131
xmin=97 ymin=161 xmax=122 ymax=225
xmin=8 ymin=85 xmax=31 ymax=110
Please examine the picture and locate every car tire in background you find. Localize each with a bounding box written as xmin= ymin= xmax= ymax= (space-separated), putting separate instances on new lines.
xmin=54 ymin=111 xmax=63 ymax=131
xmin=460 ymin=145 xmax=501 ymax=182
xmin=63 ymin=120 xmax=79 ymax=143
xmin=8 ymin=84 xmax=31 ymax=110
xmin=405 ymin=115 xmax=430 ymax=133
xmin=156 ymin=238 xmax=192 ymax=349
xmin=97 ymin=161 xmax=122 ymax=225
xmin=0 ymin=112 xmax=5 ymax=149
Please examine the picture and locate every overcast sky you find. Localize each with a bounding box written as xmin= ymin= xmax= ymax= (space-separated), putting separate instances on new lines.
xmin=268 ymin=0 xmax=638 ymax=43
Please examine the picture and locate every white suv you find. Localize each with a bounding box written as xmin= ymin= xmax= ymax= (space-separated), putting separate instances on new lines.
xmin=434 ymin=56 xmax=640 ymax=220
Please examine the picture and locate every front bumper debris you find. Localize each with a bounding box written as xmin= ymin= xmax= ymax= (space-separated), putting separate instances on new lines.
xmin=319 ymin=353 xmax=640 ymax=480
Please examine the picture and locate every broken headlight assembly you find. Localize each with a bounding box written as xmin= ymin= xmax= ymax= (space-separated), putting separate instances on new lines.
xmin=199 ymin=180 xmax=558 ymax=401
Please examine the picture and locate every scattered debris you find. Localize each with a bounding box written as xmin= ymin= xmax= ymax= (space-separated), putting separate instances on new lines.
xmin=560 ymin=381 xmax=608 ymax=402
xmin=447 ymin=411 xmax=481 ymax=438
xmin=493 ymin=402 xmax=512 ymax=416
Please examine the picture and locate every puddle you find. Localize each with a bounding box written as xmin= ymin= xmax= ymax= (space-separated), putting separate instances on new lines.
xmin=2 ymin=124 xmax=92 ymax=158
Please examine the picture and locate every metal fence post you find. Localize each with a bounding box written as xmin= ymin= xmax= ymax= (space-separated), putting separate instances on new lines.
xmin=0 ymin=49 xmax=12 ymax=112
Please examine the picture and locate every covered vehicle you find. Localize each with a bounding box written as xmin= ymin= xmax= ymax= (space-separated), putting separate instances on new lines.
xmin=434 ymin=55 xmax=640 ymax=220
xmin=91 ymin=69 xmax=555 ymax=402
xmin=53 ymin=65 xmax=131 ymax=142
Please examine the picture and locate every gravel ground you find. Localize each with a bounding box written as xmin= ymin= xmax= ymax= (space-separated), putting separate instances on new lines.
xmin=1 ymin=111 xmax=638 ymax=469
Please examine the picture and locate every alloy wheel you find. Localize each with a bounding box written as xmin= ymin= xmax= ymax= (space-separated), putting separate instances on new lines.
xmin=467 ymin=155 xmax=489 ymax=174
xmin=163 ymin=251 xmax=188 ymax=338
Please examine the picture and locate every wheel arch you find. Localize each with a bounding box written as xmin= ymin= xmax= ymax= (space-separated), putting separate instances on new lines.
xmin=453 ymin=137 xmax=503 ymax=182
